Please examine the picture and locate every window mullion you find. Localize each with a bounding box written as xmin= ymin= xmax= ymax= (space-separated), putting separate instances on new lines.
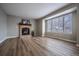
xmin=51 ymin=19 xmax=52 ymax=32
xmin=63 ymin=16 xmax=64 ymax=32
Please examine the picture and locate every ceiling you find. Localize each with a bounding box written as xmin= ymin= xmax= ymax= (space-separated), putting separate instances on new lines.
xmin=0 ymin=3 xmax=69 ymax=19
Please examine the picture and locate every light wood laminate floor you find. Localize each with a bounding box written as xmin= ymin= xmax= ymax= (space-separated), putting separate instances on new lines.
xmin=0 ymin=37 xmax=79 ymax=56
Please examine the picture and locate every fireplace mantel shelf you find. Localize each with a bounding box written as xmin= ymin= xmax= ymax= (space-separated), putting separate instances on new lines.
xmin=18 ymin=23 xmax=32 ymax=26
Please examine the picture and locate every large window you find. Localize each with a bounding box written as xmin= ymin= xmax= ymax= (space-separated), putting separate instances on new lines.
xmin=64 ymin=13 xmax=72 ymax=33
xmin=46 ymin=13 xmax=72 ymax=33
xmin=46 ymin=19 xmax=52 ymax=32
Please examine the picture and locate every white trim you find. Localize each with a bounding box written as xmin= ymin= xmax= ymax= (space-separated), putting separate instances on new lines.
xmin=42 ymin=20 xmax=45 ymax=37
xmin=0 ymin=38 xmax=6 ymax=43
xmin=0 ymin=36 xmax=18 ymax=44
xmin=6 ymin=36 xmax=18 ymax=39
xmin=58 ymin=38 xmax=76 ymax=43
xmin=46 ymin=36 xmax=76 ymax=43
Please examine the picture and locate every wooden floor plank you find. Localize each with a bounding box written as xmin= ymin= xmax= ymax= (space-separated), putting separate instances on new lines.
xmin=0 ymin=37 xmax=79 ymax=56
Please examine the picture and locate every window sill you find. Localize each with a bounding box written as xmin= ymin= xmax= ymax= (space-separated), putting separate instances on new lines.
xmin=46 ymin=32 xmax=72 ymax=35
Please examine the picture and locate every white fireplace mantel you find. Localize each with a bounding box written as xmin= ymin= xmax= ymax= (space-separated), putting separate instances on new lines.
xmin=18 ymin=23 xmax=32 ymax=39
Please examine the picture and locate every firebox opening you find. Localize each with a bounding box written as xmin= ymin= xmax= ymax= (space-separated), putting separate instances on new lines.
xmin=22 ymin=28 xmax=30 ymax=35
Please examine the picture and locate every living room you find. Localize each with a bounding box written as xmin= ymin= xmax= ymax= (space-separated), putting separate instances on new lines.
xmin=0 ymin=3 xmax=79 ymax=56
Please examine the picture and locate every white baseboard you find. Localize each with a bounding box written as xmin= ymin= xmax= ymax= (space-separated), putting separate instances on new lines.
xmin=6 ymin=36 xmax=18 ymax=39
xmin=58 ymin=38 xmax=76 ymax=43
xmin=0 ymin=38 xmax=6 ymax=43
xmin=0 ymin=36 xmax=18 ymax=44
xmin=46 ymin=36 xmax=76 ymax=43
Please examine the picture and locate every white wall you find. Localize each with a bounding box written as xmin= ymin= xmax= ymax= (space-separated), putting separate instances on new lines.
xmin=76 ymin=4 xmax=79 ymax=44
xmin=36 ymin=19 xmax=42 ymax=36
xmin=30 ymin=19 xmax=36 ymax=36
xmin=7 ymin=15 xmax=36 ymax=38
xmin=7 ymin=16 xmax=21 ymax=38
xmin=0 ymin=8 xmax=7 ymax=43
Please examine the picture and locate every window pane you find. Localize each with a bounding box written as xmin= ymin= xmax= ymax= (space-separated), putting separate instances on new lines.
xmin=51 ymin=19 xmax=55 ymax=32
xmin=46 ymin=20 xmax=52 ymax=32
xmin=64 ymin=13 xmax=72 ymax=33
xmin=52 ymin=18 xmax=59 ymax=32
xmin=58 ymin=16 xmax=63 ymax=32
